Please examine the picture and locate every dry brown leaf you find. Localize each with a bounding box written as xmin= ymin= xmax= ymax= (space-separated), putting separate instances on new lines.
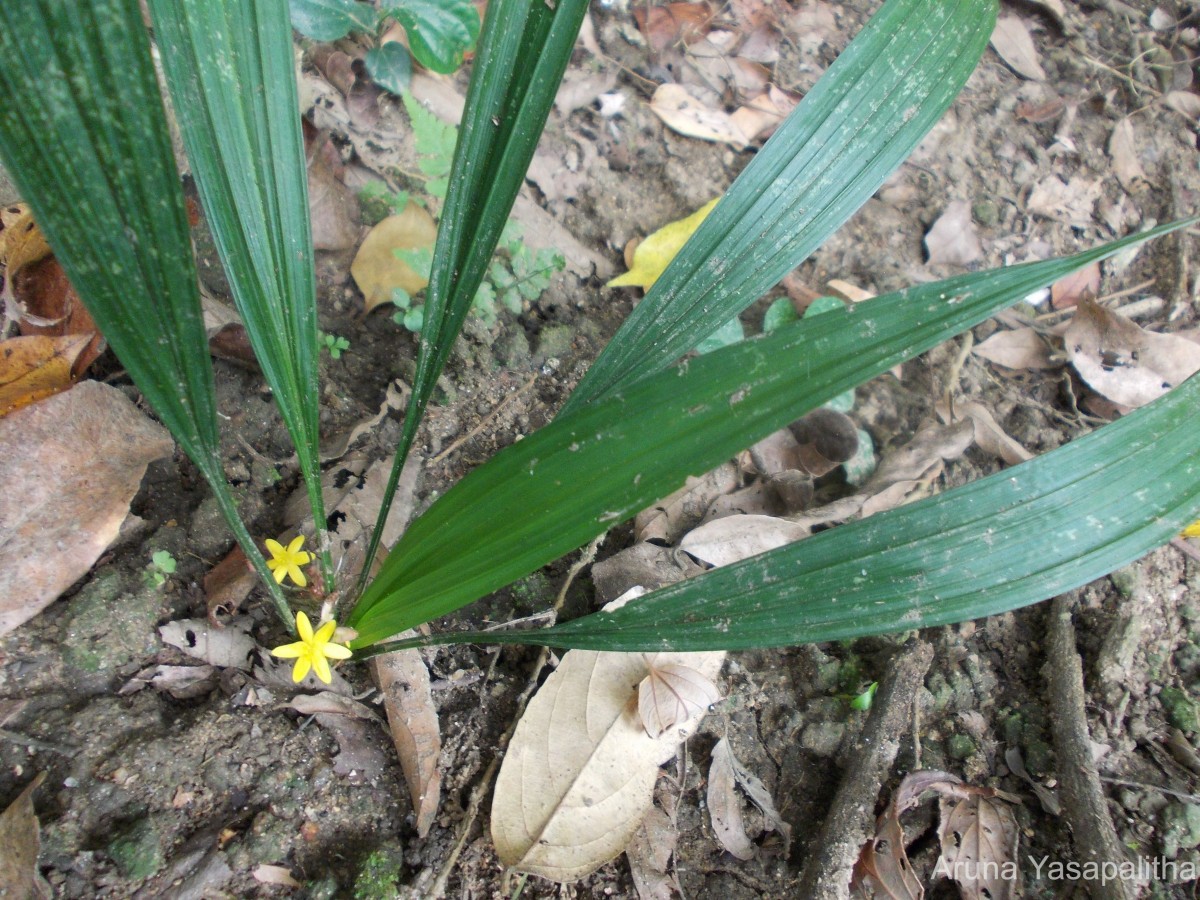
xmin=707 ymin=739 xmax=756 ymax=860
xmin=12 ymin=258 xmax=103 ymax=377
xmin=204 ymin=546 xmax=257 ymax=623
xmin=650 ymin=83 xmax=751 ymax=148
xmin=0 ymin=381 xmax=173 ymax=636
xmin=592 ymin=543 xmax=708 ymax=604
xmin=1107 ymin=117 xmax=1147 ymax=194
xmin=633 ymin=2 xmax=714 ymax=52
xmin=626 ymin=806 xmax=679 ymax=900
xmin=0 ymin=204 xmax=51 ymax=272
xmin=492 ymin=642 xmax=725 ymax=881
xmin=1050 ymin=262 xmax=1100 ymax=310
xmin=990 ymin=16 xmax=1046 ymax=80
xmin=1015 ymin=96 xmax=1065 ymax=123
xmin=1065 ymin=296 xmax=1200 ymax=408
xmin=852 ymin=808 xmax=923 ymax=899
xmin=635 ymin=462 xmax=740 ymax=544
xmin=288 ymin=691 xmax=380 ymax=720
xmin=160 ymin=618 xmax=256 ymax=670
xmin=149 ymin=665 xmax=218 ymax=700
xmin=0 ymin=773 xmax=49 ymax=900
xmin=305 ymin=125 xmax=361 ymax=251
xmin=372 ymin=638 xmax=442 ymax=838
xmin=935 ymin=794 xmax=1019 ymax=899
xmin=679 ymin=514 xmax=809 ymax=567
xmin=638 ymin=660 xmax=722 ymax=739
xmin=924 ymin=200 xmax=983 ymax=266
xmin=351 ymin=204 xmax=438 ymax=312
xmin=936 ymin=400 xmax=1032 ymax=466
xmin=729 ymin=86 xmax=799 ymax=144
xmin=0 ymin=334 xmax=91 ymax=415
xmin=972 ymin=327 xmax=1058 ymax=370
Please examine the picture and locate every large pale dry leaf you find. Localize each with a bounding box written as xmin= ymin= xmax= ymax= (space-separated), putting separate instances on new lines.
xmin=492 ymin=643 xmax=725 ymax=880
xmin=626 ymin=806 xmax=679 ymax=900
xmin=1163 ymin=90 xmax=1200 ymax=119
xmin=160 ymin=617 xmax=256 ymax=669
xmin=649 ymin=84 xmax=751 ymax=149
xmin=638 ymin=660 xmax=722 ymax=739
xmin=924 ymin=200 xmax=982 ymax=266
xmin=351 ymin=204 xmax=438 ymax=312
xmin=372 ymin=636 xmax=442 ymax=838
xmin=679 ymin=514 xmax=809 ymax=567
xmin=1108 ymin=118 xmax=1147 ymax=193
xmin=935 ymin=794 xmax=1019 ymax=899
xmin=0 ymin=773 xmax=49 ymax=900
xmin=0 ymin=381 xmax=173 ymax=636
xmin=972 ymin=327 xmax=1057 ymax=370
xmin=1065 ymin=296 xmax=1200 ymax=408
xmin=990 ymin=16 xmax=1046 ymax=80
xmin=252 ymin=864 xmax=300 ymax=888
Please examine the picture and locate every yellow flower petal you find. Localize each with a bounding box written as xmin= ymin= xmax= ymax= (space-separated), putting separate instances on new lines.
xmin=1184 ymin=520 xmax=1200 ymax=539
xmin=271 ymin=641 xmax=306 ymax=659
xmin=288 ymin=565 xmax=308 ymax=588
xmin=313 ymin=654 xmax=333 ymax=684
xmin=296 ymin=611 xmax=314 ymax=641
xmin=292 ymin=656 xmax=312 ymax=683
xmin=324 ymin=643 xmax=353 ymax=660
xmin=264 ymin=538 xmax=285 ymax=556
xmin=314 ymin=620 xmax=338 ymax=643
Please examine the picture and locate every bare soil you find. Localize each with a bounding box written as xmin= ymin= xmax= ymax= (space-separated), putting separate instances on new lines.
xmin=3 ymin=1 xmax=1200 ymax=897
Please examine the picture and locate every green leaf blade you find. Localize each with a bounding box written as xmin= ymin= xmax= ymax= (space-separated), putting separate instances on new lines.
xmin=289 ymin=0 xmax=376 ymax=41
xmin=388 ymin=0 xmax=480 ymax=74
xmin=566 ymin=0 xmax=998 ymax=411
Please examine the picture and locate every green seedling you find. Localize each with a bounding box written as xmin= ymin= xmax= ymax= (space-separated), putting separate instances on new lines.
xmin=844 ymin=682 xmax=879 ymax=712
xmin=319 ymin=332 xmax=351 ymax=359
xmin=146 ymin=550 xmax=177 ymax=589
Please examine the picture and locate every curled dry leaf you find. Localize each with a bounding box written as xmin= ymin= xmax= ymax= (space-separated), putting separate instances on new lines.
xmin=680 ymin=514 xmax=809 ymax=568
xmin=1107 ymin=117 xmax=1147 ymax=194
xmin=633 ymin=1 xmax=714 ymax=52
xmin=1050 ymin=261 xmax=1099 ymax=310
xmin=650 ymin=84 xmax=752 ymax=149
xmin=635 ymin=462 xmax=740 ymax=544
xmin=0 ymin=772 xmax=49 ymax=900
xmin=990 ymin=16 xmax=1046 ymax=80
xmin=1163 ymin=89 xmax=1200 ymax=119
xmin=1065 ymin=296 xmax=1200 ymax=408
xmin=204 ymin=546 xmax=256 ymax=623
xmin=0 ymin=381 xmax=173 ymax=636
xmin=305 ymin=124 xmax=362 ymax=251
xmin=972 ymin=327 xmax=1058 ymax=370
xmin=1026 ymin=175 xmax=1100 ymax=228
xmin=936 ymin=399 xmax=1032 ymax=466
xmin=351 ymin=202 xmax=438 ymax=312
xmin=638 ymin=659 xmax=722 ymax=739
xmin=492 ymin=643 xmax=725 ymax=881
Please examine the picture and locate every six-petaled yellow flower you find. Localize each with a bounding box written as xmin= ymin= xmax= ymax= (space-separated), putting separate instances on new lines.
xmin=265 ymin=535 xmax=313 ymax=587
xmin=1184 ymin=520 xmax=1200 ymax=539
xmin=271 ymin=611 xmax=352 ymax=684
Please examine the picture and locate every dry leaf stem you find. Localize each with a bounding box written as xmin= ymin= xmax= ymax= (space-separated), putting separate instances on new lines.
xmin=795 ymin=639 xmax=934 ymax=900
xmin=1044 ymin=593 xmax=1138 ymax=900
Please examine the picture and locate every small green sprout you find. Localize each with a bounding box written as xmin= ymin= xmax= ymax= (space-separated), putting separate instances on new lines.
xmin=146 ymin=550 xmax=176 ymax=588
xmin=319 ymin=332 xmax=350 ymax=359
xmin=842 ymin=682 xmax=879 ymax=712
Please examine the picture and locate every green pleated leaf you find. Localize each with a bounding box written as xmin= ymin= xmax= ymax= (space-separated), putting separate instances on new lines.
xmin=149 ymin=0 xmax=332 ymax=589
xmin=373 ymin=369 xmax=1200 ymax=654
xmin=359 ymin=0 xmax=589 ymax=585
xmin=0 ymin=0 xmax=292 ymax=622
xmin=346 ymin=221 xmax=1193 ymax=646
xmin=565 ymin=0 xmax=997 ymax=412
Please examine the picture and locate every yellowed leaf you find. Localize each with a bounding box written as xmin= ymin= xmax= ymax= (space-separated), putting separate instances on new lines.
xmin=0 ymin=204 xmax=52 ymax=273
xmin=608 ymin=198 xmax=719 ymax=289
xmin=0 ymin=333 xmax=90 ymax=417
xmin=351 ymin=203 xmax=437 ymax=312
xmin=492 ymin=637 xmax=724 ymax=881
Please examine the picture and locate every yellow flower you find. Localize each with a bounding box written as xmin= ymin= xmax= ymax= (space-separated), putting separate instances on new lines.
xmin=1184 ymin=520 xmax=1200 ymax=539
xmin=271 ymin=611 xmax=352 ymax=684
xmin=265 ymin=535 xmax=313 ymax=587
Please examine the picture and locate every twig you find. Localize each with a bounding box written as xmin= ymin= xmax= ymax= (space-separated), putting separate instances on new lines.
xmin=1171 ymin=537 xmax=1200 ymax=564
xmin=1081 ymin=54 xmax=1161 ymax=97
xmin=1098 ymin=775 xmax=1200 ymax=805
xmin=430 ymin=375 xmax=537 ymax=464
xmin=795 ymin=639 xmax=935 ymax=900
xmin=1045 ymin=593 xmax=1139 ymax=900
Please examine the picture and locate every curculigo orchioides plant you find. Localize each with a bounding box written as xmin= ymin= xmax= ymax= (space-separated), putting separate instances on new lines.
xmin=0 ymin=0 xmax=1196 ymax=673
